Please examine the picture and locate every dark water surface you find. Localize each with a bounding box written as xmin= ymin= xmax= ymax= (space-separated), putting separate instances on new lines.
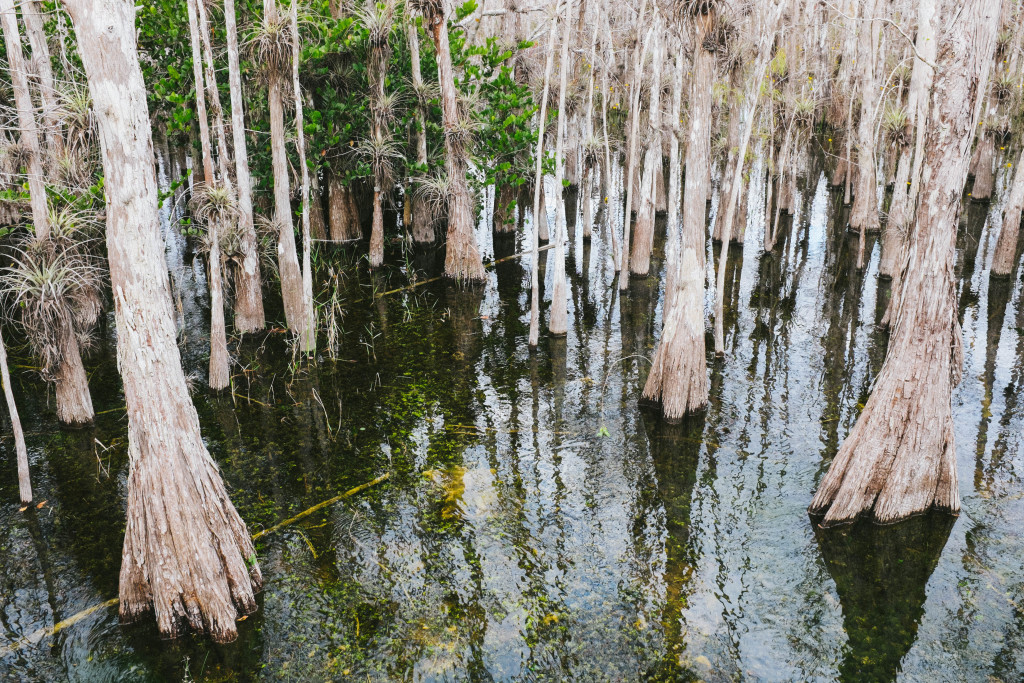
xmin=1 ymin=155 xmax=1024 ymax=682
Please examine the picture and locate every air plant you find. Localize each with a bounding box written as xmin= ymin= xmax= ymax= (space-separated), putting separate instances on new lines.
xmin=354 ymin=130 xmax=403 ymax=192
xmin=882 ymin=105 xmax=910 ymax=146
xmin=2 ymin=234 xmax=103 ymax=379
xmin=792 ymin=96 xmax=817 ymax=126
xmin=189 ymin=182 xmax=239 ymax=257
xmin=55 ymin=84 xmax=94 ymax=153
xmin=414 ymin=172 xmax=453 ymax=224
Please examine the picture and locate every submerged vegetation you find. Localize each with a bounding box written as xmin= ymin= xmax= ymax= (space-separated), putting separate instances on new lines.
xmin=0 ymin=0 xmax=1024 ymax=678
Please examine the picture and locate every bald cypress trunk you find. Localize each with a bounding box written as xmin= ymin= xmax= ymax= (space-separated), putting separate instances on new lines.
xmin=992 ymin=145 xmax=1024 ymax=276
xmin=63 ymin=0 xmax=262 ymax=641
xmin=265 ymin=0 xmax=306 ymax=334
xmin=548 ymin=0 xmax=573 ymax=336
xmin=425 ymin=2 xmax=485 ymax=281
xmin=21 ymin=0 xmax=59 ymax=148
xmin=848 ymin=0 xmax=880 ymax=242
xmin=629 ymin=29 xmax=662 ymax=277
xmin=187 ymin=0 xmax=230 ymax=391
xmin=408 ymin=16 xmax=434 ymax=243
xmin=0 ymin=0 xmax=48 ymax=238
xmin=527 ymin=8 xmax=558 ymax=348
xmin=290 ymin=0 xmax=316 ymax=353
xmin=328 ymin=172 xmax=362 ymax=241
xmin=641 ymin=11 xmax=713 ymax=418
xmin=810 ymin=0 xmax=998 ymax=525
xmin=225 ymin=0 xmax=266 ymax=332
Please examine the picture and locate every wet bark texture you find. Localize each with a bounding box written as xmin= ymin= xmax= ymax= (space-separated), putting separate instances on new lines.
xmin=64 ymin=0 xmax=262 ymax=641
xmin=809 ymin=0 xmax=998 ymax=525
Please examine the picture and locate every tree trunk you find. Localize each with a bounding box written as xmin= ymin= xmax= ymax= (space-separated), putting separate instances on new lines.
xmin=809 ymin=0 xmax=998 ymax=525
xmin=527 ymin=7 xmax=558 ymax=348
xmin=208 ymin=218 xmax=230 ymax=390
xmin=629 ymin=30 xmax=662 ymax=277
xmin=713 ymin=63 xmax=743 ymax=243
xmin=992 ymin=145 xmax=1024 ymax=275
xmin=640 ymin=11 xmax=713 ymax=418
xmin=427 ymin=5 xmax=485 ymax=282
xmin=618 ymin=6 xmax=651 ymax=289
xmin=407 ymin=15 xmax=433 ymax=243
xmin=713 ymin=0 xmax=785 ymax=354
xmin=63 ymin=0 xmax=262 ymax=640
xmin=548 ymin=0 xmax=574 ymax=336
xmin=55 ymin=325 xmax=95 ymax=424
xmin=971 ymin=133 xmax=995 ymax=201
xmin=884 ymin=0 xmax=935 ymax=278
xmin=0 ymin=0 xmax=49 ymax=239
xmin=290 ymin=0 xmax=316 ymax=352
xmin=225 ymin=0 xmax=266 ymax=332
xmin=328 ymin=172 xmax=362 ymax=241
xmin=1 ymin=330 xmax=31 ymax=504
xmin=187 ymin=0 xmax=230 ymax=390
xmin=21 ymin=0 xmax=59 ymax=148
xmin=848 ymin=0 xmax=880 ymax=235
xmin=266 ymin=1 xmax=305 ymax=334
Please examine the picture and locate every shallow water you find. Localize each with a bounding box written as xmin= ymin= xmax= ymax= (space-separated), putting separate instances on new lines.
xmin=1 ymin=154 xmax=1023 ymax=682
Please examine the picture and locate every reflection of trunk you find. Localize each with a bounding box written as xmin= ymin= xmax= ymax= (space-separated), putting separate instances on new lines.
xmin=645 ymin=413 xmax=703 ymax=673
xmin=815 ymin=515 xmax=953 ymax=683
xmin=641 ymin=13 xmax=712 ymax=418
xmin=0 ymin=331 xmax=31 ymax=503
xmin=810 ymin=0 xmax=997 ymax=525
xmin=0 ymin=0 xmax=48 ymax=237
xmin=992 ymin=145 xmax=1024 ymax=275
xmin=65 ymin=0 xmax=262 ymax=642
xmin=225 ymin=0 xmax=266 ymax=332
xmin=426 ymin=5 xmax=485 ymax=281
xmin=55 ymin=325 xmax=95 ymax=424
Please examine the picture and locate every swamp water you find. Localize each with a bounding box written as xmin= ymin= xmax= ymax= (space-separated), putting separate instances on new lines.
xmin=1 ymin=155 xmax=1024 ymax=682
